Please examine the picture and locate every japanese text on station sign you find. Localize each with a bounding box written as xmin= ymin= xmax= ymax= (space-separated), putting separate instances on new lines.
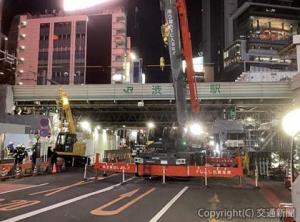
xmin=152 ymin=85 xmax=162 ymax=95
xmin=123 ymin=86 xmax=134 ymax=94
xmin=209 ymin=84 xmax=221 ymax=94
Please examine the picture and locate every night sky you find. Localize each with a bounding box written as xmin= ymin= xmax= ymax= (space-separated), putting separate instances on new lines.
xmin=2 ymin=0 xmax=202 ymax=83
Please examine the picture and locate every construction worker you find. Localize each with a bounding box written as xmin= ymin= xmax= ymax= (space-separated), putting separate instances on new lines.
xmin=12 ymin=144 xmax=26 ymax=165
xmin=12 ymin=145 xmax=20 ymax=165
xmin=47 ymin=146 xmax=53 ymax=161
xmin=51 ymin=148 xmax=58 ymax=171
xmin=19 ymin=145 xmax=27 ymax=164
xmin=31 ymin=143 xmax=37 ymax=168
xmin=242 ymin=152 xmax=250 ymax=176
xmin=6 ymin=142 xmax=15 ymax=157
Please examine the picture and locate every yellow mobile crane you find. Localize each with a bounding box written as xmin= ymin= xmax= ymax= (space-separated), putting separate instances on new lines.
xmin=55 ymin=90 xmax=86 ymax=159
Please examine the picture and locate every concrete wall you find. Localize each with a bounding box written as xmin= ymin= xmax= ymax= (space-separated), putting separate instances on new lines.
xmin=0 ymin=123 xmax=26 ymax=134
xmin=92 ymin=130 xmax=119 ymax=160
xmin=224 ymin=0 xmax=238 ymax=48
xmin=204 ymin=64 xmax=215 ymax=82
xmin=0 ymin=85 xmax=14 ymax=116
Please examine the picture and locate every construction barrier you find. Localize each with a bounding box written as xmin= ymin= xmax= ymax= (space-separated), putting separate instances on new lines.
xmin=37 ymin=162 xmax=50 ymax=175
xmin=20 ymin=163 xmax=33 ymax=176
xmin=0 ymin=164 xmax=14 ymax=180
xmin=206 ymin=157 xmax=234 ymax=166
xmin=0 ymin=161 xmax=51 ymax=180
xmin=95 ymin=156 xmax=243 ymax=178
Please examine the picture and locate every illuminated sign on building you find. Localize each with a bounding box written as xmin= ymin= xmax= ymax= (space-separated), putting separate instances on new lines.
xmin=182 ymin=56 xmax=204 ymax=73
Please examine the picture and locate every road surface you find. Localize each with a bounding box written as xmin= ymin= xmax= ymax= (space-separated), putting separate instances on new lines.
xmin=0 ymin=168 xmax=291 ymax=222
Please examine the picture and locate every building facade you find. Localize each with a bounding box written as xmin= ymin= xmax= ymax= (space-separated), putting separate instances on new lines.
xmin=201 ymin=0 xmax=238 ymax=81
xmin=223 ymin=0 xmax=300 ymax=80
xmin=15 ymin=6 xmax=129 ymax=85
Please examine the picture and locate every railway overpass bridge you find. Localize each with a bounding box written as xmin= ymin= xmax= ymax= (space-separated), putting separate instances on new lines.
xmin=10 ymin=81 xmax=297 ymax=127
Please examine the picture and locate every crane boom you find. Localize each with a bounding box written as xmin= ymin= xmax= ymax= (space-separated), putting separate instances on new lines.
xmin=177 ymin=0 xmax=200 ymax=113
xmin=161 ymin=0 xmax=187 ymax=128
xmin=55 ymin=89 xmax=86 ymax=159
xmin=59 ymin=90 xmax=76 ymax=134
xmin=161 ymin=0 xmax=199 ymax=128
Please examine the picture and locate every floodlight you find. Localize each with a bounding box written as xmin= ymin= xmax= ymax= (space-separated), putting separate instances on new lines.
xmin=64 ymin=0 xmax=109 ymax=11
xmin=189 ymin=123 xmax=203 ymax=136
xmin=282 ymin=108 xmax=300 ymax=136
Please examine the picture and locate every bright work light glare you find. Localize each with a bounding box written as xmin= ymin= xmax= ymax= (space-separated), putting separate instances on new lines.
xmin=147 ymin=121 xmax=155 ymax=129
xmin=64 ymin=0 xmax=109 ymax=11
xmin=62 ymin=96 xmax=69 ymax=106
xmin=130 ymin=52 xmax=137 ymax=60
xmin=189 ymin=123 xmax=203 ymax=136
xmin=209 ymin=140 xmax=215 ymax=146
xmin=282 ymin=108 xmax=300 ymax=136
xmin=80 ymin=121 xmax=91 ymax=133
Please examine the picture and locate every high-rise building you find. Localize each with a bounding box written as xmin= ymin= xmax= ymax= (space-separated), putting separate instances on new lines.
xmin=201 ymin=0 xmax=238 ymax=81
xmin=223 ymin=0 xmax=300 ymax=80
xmin=13 ymin=5 xmax=130 ymax=85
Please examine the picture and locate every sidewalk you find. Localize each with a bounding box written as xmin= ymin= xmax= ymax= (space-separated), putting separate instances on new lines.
xmin=245 ymin=177 xmax=291 ymax=208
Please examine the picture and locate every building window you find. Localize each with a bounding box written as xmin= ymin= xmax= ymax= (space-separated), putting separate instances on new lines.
xmin=75 ymin=21 xmax=87 ymax=83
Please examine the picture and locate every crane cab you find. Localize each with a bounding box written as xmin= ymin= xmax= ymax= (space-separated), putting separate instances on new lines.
xmin=55 ymin=132 xmax=86 ymax=157
xmin=55 ymin=132 xmax=77 ymax=153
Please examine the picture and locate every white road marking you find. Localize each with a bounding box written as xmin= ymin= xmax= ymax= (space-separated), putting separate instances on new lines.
xmin=149 ymin=186 xmax=189 ymax=222
xmin=88 ymin=173 xmax=120 ymax=181
xmin=0 ymin=183 xmax=49 ymax=195
xmin=1 ymin=177 xmax=135 ymax=222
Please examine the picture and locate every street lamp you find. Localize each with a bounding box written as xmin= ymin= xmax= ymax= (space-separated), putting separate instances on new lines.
xmin=282 ymin=108 xmax=300 ymax=183
xmin=130 ymin=52 xmax=137 ymax=61
xmin=147 ymin=121 xmax=155 ymax=129
xmin=146 ymin=121 xmax=155 ymax=142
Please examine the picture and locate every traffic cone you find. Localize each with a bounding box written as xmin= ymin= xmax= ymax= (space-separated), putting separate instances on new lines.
xmin=1 ymin=167 xmax=8 ymax=181
xmin=52 ymin=163 xmax=57 ymax=175
xmin=33 ymin=165 xmax=38 ymax=176
xmin=15 ymin=164 xmax=21 ymax=179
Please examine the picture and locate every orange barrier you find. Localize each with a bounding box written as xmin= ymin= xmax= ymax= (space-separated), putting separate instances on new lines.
xmin=0 ymin=161 xmax=51 ymax=179
xmin=206 ymin=157 xmax=235 ymax=165
xmin=38 ymin=162 xmax=50 ymax=174
xmin=0 ymin=164 xmax=14 ymax=180
xmin=20 ymin=163 xmax=33 ymax=176
xmin=95 ymin=157 xmax=243 ymax=178
xmin=96 ymin=162 xmax=135 ymax=173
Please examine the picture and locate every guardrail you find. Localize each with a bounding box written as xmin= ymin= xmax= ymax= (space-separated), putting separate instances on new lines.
xmin=12 ymin=82 xmax=292 ymax=102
